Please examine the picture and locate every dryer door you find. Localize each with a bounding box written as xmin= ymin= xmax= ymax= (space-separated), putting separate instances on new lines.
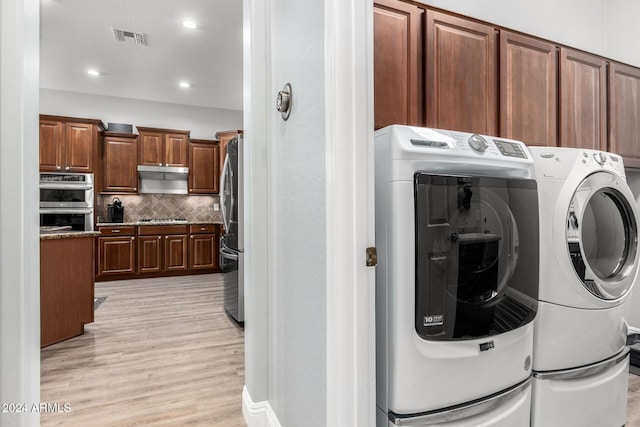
xmin=414 ymin=174 xmax=539 ymax=341
xmin=567 ymin=172 xmax=639 ymax=300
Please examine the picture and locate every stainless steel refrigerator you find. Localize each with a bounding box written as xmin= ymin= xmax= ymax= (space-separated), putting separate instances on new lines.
xmin=219 ymin=135 xmax=244 ymax=323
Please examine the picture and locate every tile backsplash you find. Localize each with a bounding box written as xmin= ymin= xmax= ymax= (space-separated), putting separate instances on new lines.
xmin=97 ymin=194 xmax=222 ymax=223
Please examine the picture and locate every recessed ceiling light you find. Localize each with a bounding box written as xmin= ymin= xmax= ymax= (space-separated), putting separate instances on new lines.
xmin=182 ymin=20 xmax=197 ymax=29
xmin=179 ymin=81 xmax=190 ymax=88
xmin=87 ymin=69 xmax=100 ymax=76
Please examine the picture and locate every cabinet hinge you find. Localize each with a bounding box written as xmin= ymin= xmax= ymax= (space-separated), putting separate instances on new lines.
xmin=366 ymin=247 xmax=377 ymax=267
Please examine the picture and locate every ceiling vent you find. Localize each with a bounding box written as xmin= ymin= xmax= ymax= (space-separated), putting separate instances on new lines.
xmin=112 ymin=28 xmax=146 ymax=46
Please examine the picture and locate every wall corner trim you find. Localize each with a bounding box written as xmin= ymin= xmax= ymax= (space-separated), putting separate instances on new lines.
xmin=242 ymin=386 xmax=282 ymax=427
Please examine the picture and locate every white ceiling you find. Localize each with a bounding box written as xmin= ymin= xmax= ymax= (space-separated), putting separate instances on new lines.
xmin=40 ymin=0 xmax=244 ymax=111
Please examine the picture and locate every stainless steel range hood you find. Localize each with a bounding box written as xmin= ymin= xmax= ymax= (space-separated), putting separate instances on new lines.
xmin=137 ymin=165 xmax=189 ymax=194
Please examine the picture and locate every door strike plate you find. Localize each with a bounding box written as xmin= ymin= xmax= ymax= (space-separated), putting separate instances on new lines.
xmin=366 ymin=247 xmax=377 ymax=267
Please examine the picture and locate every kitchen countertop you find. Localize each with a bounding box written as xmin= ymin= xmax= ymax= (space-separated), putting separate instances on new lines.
xmin=97 ymin=221 xmax=223 ymax=226
xmin=40 ymin=230 xmax=101 ymax=240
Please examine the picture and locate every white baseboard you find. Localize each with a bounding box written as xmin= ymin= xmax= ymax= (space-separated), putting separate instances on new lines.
xmin=242 ymin=385 xmax=281 ymax=427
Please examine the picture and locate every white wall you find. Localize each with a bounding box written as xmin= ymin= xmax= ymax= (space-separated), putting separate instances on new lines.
xmin=268 ymin=0 xmax=327 ymax=425
xmin=416 ymin=0 xmax=640 ymax=68
xmin=40 ymin=89 xmax=243 ymax=139
xmin=0 ymin=0 xmax=41 ymax=425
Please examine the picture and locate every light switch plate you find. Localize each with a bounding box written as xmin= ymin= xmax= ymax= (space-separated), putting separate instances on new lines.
xmin=213 ymin=203 xmax=220 ymax=211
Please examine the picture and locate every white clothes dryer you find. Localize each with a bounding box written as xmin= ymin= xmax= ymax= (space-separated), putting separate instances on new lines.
xmin=375 ymin=125 xmax=539 ymax=426
xmin=528 ymin=146 xmax=639 ymax=427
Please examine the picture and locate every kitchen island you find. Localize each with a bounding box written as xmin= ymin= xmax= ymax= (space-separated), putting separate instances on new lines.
xmin=40 ymin=230 xmax=100 ymax=347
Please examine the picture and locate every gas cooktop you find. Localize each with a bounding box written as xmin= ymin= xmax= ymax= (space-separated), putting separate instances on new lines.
xmin=139 ymin=218 xmax=187 ymax=223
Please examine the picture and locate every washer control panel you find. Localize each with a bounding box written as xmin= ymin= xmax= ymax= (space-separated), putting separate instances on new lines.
xmin=493 ymin=139 xmax=527 ymax=159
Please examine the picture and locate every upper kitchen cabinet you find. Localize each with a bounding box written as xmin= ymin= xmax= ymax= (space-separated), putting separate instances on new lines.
xmin=425 ymin=10 xmax=497 ymax=135
xmin=374 ymin=0 xmax=423 ymax=129
xmin=102 ymin=132 xmax=138 ymax=193
xmin=559 ymin=48 xmax=607 ymax=150
xmin=499 ymin=31 xmax=557 ymax=146
xmin=137 ymin=127 xmax=190 ymax=167
xmin=609 ymin=62 xmax=640 ymax=167
xmin=189 ymin=139 xmax=220 ymax=194
xmin=215 ymin=130 xmax=242 ymax=175
xmin=39 ymin=115 xmax=105 ymax=173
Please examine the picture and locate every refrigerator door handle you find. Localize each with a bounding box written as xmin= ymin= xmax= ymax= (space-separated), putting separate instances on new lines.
xmin=220 ymin=153 xmax=230 ymax=231
xmin=220 ymin=245 xmax=239 ymax=261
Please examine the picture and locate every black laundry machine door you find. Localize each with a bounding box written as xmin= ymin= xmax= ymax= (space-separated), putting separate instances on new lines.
xmin=414 ymin=174 xmax=539 ymax=341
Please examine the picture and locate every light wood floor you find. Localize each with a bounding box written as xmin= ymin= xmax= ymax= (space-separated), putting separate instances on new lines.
xmin=41 ymin=274 xmax=246 ymax=426
xmin=40 ymin=273 xmax=640 ymax=426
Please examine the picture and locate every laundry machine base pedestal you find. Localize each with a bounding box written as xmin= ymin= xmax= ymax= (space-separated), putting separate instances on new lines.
xmin=531 ymin=351 xmax=629 ymax=427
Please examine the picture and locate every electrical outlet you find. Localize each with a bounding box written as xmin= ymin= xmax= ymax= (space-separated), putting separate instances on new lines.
xmin=214 ymin=203 xmax=220 ymax=211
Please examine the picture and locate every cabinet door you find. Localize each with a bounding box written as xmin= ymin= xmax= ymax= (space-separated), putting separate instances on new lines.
xmin=138 ymin=235 xmax=162 ymax=273
xmin=559 ymin=48 xmax=607 ymax=150
xmin=189 ymin=142 xmax=219 ymax=194
xmin=39 ymin=120 xmax=64 ymax=172
xmin=103 ymin=135 xmax=138 ymax=193
xmin=138 ymin=131 xmax=164 ymax=166
xmin=190 ymin=234 xmax=217 ymax=269
xmin=500 ymin=31 xmax=557 ymax=146
xmin=65 ymin=122 xmax=94 ymax=172
xmin=426 ymin=10 xmax=497 ymax=135
xmin=609 ymin=62 xmax=640 ymax=167
xmin=165 ymin=235 xmax=188 ymax=271
xmin=98 ymin=236 xmax=136 ymax=275
xmin=374 ymin=0 xmax=423 ymax=129
xmin=164 ymin=133 xmax=188 ymax=167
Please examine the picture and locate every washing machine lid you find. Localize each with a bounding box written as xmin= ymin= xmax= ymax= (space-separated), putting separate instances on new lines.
xmin=567 ymin=171 xmax=639 ymax=300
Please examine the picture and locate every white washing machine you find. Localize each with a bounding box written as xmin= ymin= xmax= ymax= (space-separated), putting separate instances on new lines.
xmin=529 ymin=146 xmax=640 ymax=427
xmin=375 ymin=125 xmax=539 ymax=426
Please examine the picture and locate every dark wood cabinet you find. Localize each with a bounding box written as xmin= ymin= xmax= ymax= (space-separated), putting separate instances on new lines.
xmin=215 ymin=130 xmax=242 ymax=177
xmin=559 ymin=48 xmax=607 ymax=150
xmin=425 ymin=10 xmax=497 ymax=135
xmin=137 ymin=127 xmax=189 ymax=167
xmin=102 ymin=132 xmax=138 ymax=193
xmin=499 ymin=31 xmax=557 ymax=146
xmin=97 ymin=226 xmax=136 ymax=276
xmin=189 ymin=224 xmax=220 ymax=271
xmin=137 ymin=225 xmax=188 ymax=274
xmin=39 ymin=115 xmax=105 ymax=173
xmin=374 ymin=0 xmax=423 ymax=129
xmin=609 ymin=62 xmax=640 ymax=167
xmin=41 ymin=236 xmax=95 ymax=347
xmin=189 ymin=139 xmax=220 ymax=194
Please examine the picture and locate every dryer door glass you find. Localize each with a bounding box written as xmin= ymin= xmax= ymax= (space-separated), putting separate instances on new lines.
xmin=414 ymin=174 xmax=539 ymax=341
xmin=567 ymin=172 xmax=638 ymax=300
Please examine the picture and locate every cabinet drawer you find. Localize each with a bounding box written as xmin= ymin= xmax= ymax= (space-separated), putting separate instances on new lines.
xmin=189 ymin=224 xmax=218 ymax=234
xmin=138 ymin=225 xmax=188 ymax=236
xmin=98 ymin=226 xmax=135 ymax=236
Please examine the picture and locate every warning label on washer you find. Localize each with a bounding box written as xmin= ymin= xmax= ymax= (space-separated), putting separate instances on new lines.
xmin=423 ymin=314 xmax=444 ymax=326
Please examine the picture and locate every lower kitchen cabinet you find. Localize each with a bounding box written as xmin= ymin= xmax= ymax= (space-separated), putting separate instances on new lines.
xmin=137 ymin=225 xmax=188 ymax=275
xmin=96 ymin=223 xmax=220 ymax=281
xmin=97 ymin=226 xmax=136 ymax=276
xmin=189 ymin=224 xmax=219 ymax=270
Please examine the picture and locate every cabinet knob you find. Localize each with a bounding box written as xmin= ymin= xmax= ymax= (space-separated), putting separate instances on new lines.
xmin=191 ymin=235 xmax=194 ymax=239
xmin=56 ymin=165 xmax=61 ymax=170
xmin=131 ymin=237 xmax=135 ymax=240
xmin=158 ymin=163 xmax=162 ymax=166
xmin=112 ymin=229 xmax=120 ymax=233
xmin=65 ymin=166 xmax=70 ymax=171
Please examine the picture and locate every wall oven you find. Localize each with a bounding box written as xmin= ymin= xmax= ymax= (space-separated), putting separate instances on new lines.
xmin=39 ymin=173 xmax=94 ymax=231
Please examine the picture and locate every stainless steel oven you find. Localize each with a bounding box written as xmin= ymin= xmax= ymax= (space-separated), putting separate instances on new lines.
xmin=39 ymin=173 xmax=94 ymax=231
